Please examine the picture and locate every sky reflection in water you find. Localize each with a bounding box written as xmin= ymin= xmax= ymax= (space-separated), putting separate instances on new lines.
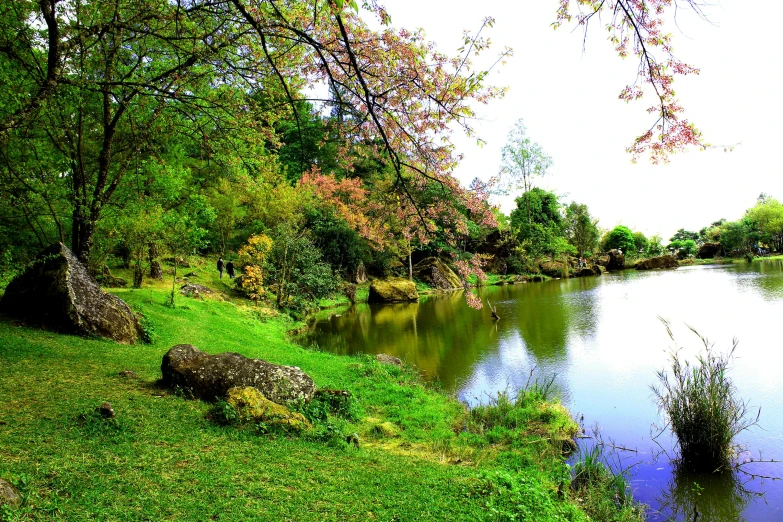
xmin=306 ymin=260 xmax=783 ymax=521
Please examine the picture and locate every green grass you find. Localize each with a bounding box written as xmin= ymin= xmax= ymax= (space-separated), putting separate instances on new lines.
xmin=0 ymin=265 xmax=642 ymax=521
xmin=652 ymin=322 xmax=759 ymax=473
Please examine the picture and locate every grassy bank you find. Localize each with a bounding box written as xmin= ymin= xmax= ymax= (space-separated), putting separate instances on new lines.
xmin=0 ymin=266 xmax=642 ymax=521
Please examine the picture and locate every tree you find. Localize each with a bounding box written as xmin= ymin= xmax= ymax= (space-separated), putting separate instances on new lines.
xmin=602 ymin=225 xmax=636 ymax=254
xmin=499 ymin=120 xmax=553 ymax=224
xmin=555 ymin=1 xmax=705 ymax=162
xmin=718 ymin=219 xmax=759 ymax=257
xmin=510 ymin=188 xmax=567 ymax=258
xmin=746 ymin=198 xmax=783 ymax=252
xmin=1 ymin=0 xmax=505 ymax=268
xmin=632 ymin=231 xmax=650 ymax=256
xmin=647 ymin=234 xmax=665 ymax=256
xmin=564 ymin=202 xmax=599 ymax=257
xmin=670 ymin=229 xmax=700 ymax=244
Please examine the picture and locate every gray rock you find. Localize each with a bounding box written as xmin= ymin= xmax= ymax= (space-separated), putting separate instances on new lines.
xmin=0 ymin=243 xmax=143 ymax=344
xmin=180 ymin=283 xmax=216 ymax=299
xmin=161 ymin=344 xmax=315 ymax=405
xmin=376 ymin=353 xmax=403 ymax=367
xmin=0 ymin=478 xmax=20 ymax=508
xmin=118 ymin=370 xmax=138 ymax=379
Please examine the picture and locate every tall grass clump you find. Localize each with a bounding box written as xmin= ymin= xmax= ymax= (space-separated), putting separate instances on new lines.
xmin=651 ymin=320 xmax=760 ymax=473
xmin=570 ymin=442 xmax=644 ymax=521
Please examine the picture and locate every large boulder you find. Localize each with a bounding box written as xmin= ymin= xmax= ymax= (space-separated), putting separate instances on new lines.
xmin=161 ymin=344 xmax=315 ymax=404
xmin=539 ymin=260 xmax=569 ymax=278
xmin=412 ymin=257 xmax=462 ymax=290
xmin=636 ymin=255 xmax=679 ymax=270
xmin=595 ymin=249 xmax=625 ymax=270
xmin=0 ymin=243 xmax=143 ymax=344
xmin=368 ymin=278 xmax=419 ymax=303
xmin=573 ymin=265 xmax=602 ymax=277
xmin=698 ymin=242 xmax=722 ymax=259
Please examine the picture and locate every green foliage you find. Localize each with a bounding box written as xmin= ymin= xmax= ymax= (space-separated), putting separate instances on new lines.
xmin=670 ymin=229 xmax=700 ymax=243
xmin=651 ymin=322 xmax=759 ymax=472
xmin=668 ymin=239 xmax=697 ymax=258
xmin=746 ymin=198 xmax=783 ymax=252
xmin=266 ymin=224 xmax=338 ymax=311
xmin=647 ymin=234 xmax=665 ymax=256
xmin=564 ymin=202 xmax=599 ymax=256
xmin=632 ymin=231 xmax=649 ymax=255
xmin=601 ymin=226 xmax=636 ymax=254
xmin=510 ymin=188 xmax=566 ymax=258
xmin=717 ymin=218 xmax=759 ymax=256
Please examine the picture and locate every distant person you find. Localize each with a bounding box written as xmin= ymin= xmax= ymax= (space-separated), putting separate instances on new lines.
xmin=217 ymin=257 xmax=224 ymax=279
xmin=226 ymin=260 xmax=235 ymax=279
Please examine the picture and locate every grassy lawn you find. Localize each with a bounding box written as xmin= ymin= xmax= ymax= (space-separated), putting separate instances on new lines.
xmin=0 ymin=262 xmax=642 ymax=521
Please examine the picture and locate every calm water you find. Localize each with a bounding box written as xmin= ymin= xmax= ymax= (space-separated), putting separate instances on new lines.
xmin=306 ymin=260 xmax=783 ymax=521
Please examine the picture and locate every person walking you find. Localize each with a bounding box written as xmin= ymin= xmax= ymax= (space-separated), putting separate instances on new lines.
xmin=217 ymin=257 xmax=224 ymax=279
xmin=226 ymin=260 xmax=235 ymax=279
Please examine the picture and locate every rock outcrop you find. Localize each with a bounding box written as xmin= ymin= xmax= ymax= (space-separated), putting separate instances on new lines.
xmin=368 ymin=278 xmax=419 ymax=303
xmin=161 ymin=344 xmax=315 ymax=404
xmin=226 ymin=386 xmax=310 ymax=431
xmin=539 ymin=260 xmax=569 ymax=278
xmin=0 ymin=479 xmax=20 ymax=508
xmin=595 ymin=249 xmax=625 ymax=270
xmin=412 ymin=257 xmax=462 ymax=290
xmin=698 ymin=242 xmax=721 ymax=259
xmin=180 ymin=283 xmax=221 ymax=300
xmin=636 ymin=255 xmax=679 ymax=270
xmin=0 ymin=243 xmax=143 ymax=344
xmin=573 ymin=266 xmax=602 ymax=277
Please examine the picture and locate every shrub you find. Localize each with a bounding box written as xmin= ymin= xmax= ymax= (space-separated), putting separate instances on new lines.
xmin=651 ymin=321 xmax=759 ymax=472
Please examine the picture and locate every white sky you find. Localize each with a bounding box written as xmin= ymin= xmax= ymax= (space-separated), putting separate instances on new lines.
xmin=375 ymin=0 xmax=783 ymax=240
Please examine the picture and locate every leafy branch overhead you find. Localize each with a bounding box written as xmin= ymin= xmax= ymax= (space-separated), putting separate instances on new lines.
xmin=555 ymin=0 xmax=706 ymax=163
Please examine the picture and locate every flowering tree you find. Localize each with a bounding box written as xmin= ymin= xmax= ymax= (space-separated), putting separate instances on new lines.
xmin=555 ymin=0 xmax=705 ymax=163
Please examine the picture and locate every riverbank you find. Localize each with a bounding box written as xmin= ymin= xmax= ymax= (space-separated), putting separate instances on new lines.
xmin=0 ymin=262 xmax=644 ymax=521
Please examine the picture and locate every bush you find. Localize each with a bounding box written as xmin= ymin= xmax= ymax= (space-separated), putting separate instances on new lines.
xmin=651 ymin=321 xmax=759 ymax=472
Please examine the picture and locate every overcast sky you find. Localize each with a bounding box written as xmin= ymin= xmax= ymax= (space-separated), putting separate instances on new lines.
xmin=374 ymin=1 xmax=783 ymax=240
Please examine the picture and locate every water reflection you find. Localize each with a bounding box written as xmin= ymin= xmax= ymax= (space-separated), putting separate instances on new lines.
xmin=655 ymin=468 xmax=758 ymax=522
xmin=305 ymin=260 xmax=783 ymax=519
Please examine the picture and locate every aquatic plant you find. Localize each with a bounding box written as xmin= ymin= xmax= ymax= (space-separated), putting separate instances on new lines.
xmin=651 ymin=320 xmax=760 ymax=472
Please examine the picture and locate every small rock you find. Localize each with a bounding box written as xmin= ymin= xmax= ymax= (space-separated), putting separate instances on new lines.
xmin=0 ymin=478 xmax=21 ymax=508
xmin=118 ymin=370 xmax=138 ymax=379
xmin=97 ymin=402 xmax=115 ymax=419
xmin=375 ymin=353 xmax=403 ymax=367
xmin=346 ymin=432 xmax=360 ymax=447
xmin=184 ymin=272 xmax=198 ymax=278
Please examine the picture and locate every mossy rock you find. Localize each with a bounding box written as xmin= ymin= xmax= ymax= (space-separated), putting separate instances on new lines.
xmin=636 ymin=255 xmax=679 ymax=270
xmin=368 ymin=278 xmax=419 ymax=303
xmin=226 ymin=386 xmax=311 ymax=432
xmin=412 ymin=257 xmax=462 ymax=290
xmin=539 ymin=260 xmax=569 ymax=278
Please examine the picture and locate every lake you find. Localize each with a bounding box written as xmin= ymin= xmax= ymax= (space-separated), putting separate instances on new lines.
xmin=305 ymin=260 xmax=783 ymax=521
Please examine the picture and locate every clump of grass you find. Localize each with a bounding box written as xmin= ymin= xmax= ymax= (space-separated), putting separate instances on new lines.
xmin=570 ymin=442 xmax=644 ymax=522
xmin=467 ymin=373 xmax=557 ymax=433
xmin=651 ymin=320 xmax=760 ymax=472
